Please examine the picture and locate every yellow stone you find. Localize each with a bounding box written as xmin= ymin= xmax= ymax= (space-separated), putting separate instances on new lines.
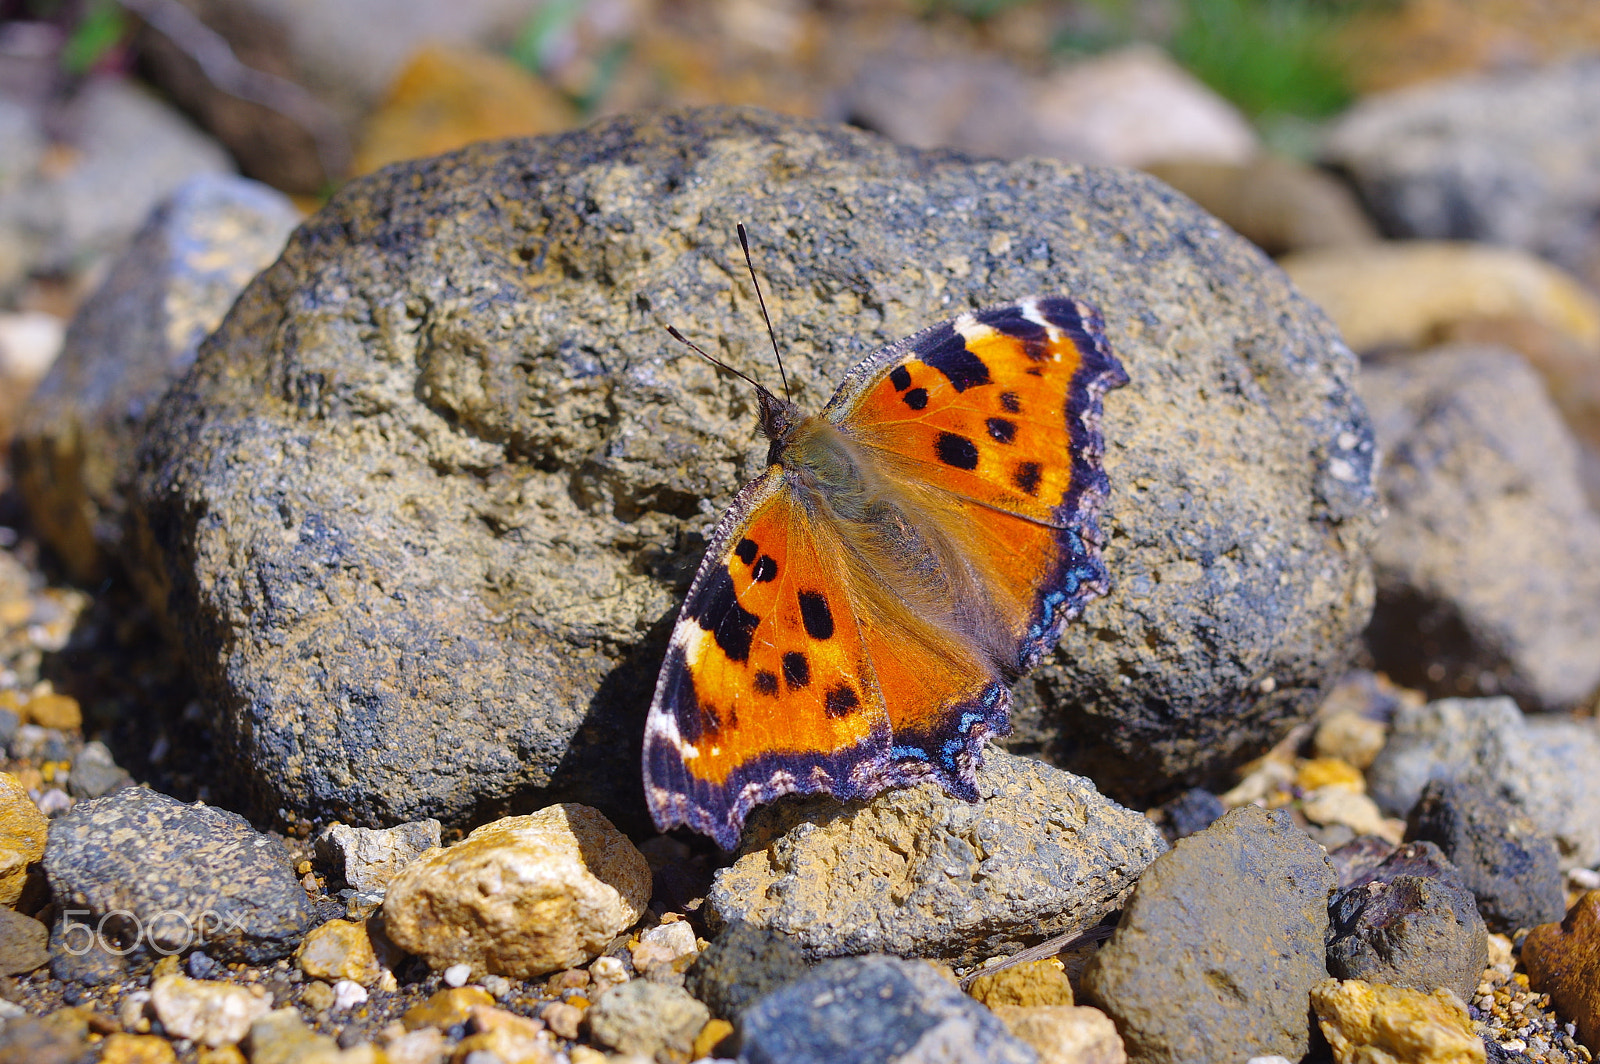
xmin=24 ymin=692 xmax=82 ymax=730
xmin=1281 ymin=241 xmax=1600 ymax=356
xmin=1296 ymin=757 xmax=1366 ymax=793
xmin=99 ymin=1033 xmax=178 ymax=1064
xmin=967 ymin=958 xmax=1075 ymax=1008
xmin=401 ymin=986 xmax=495 ymax=1031
xmin=692 ymin=1019 xmax=735 ymax=1059
xmin=1311 ymin=978 xmax=1485 ymax=1064
xmin=0 ymin=771 xmax=47 ymax=907
xmin=355 ymin=45 xmax=577 ymax=176
xmin=992 ymin=1005 xmax=1126 ymax=1064
xmin=196 ymin=1046 xmax=248 ymax=1064
xmin=297 ymin=919 xmax=381 ymax=986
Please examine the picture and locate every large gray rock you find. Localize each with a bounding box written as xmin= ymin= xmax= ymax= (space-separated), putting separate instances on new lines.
xmin=1080 ymin=805 xmax=1337 ymax=1064
xmin=1367 ymin=696 xmax=1600 ymax=871
xmin=1323 ymin=56 xmax=1600 ymax=286
xmin=132 ymin=106 xmax=1379 ymax=827
xmin=1360 ymin=345 xmax=1600 ymax=710
xmin=14 ymin=173 xmax=300 ymax=583
xmin=705 ymin=750 xmax=1165 ymax=966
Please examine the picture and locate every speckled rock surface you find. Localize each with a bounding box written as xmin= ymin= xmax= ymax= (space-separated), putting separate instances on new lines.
xmin=314 ymin=819 xmax=441 ymax=893
xmin=1080 ymin=805 xmax=1337 ymax=1064
xmin=41 ymin=786 xmax=312 ymax=968
xmin=586 ymin=979 xmax=710 ymax=1060
xmin=684 ymin=921 xmax=811 ymax=1022
xmin=705 ymin=750 xmax=1165 ymax=966
xmin=1359 ymin=346 xmax=1600 ymax=710
xmin=736 ymin=954 xmax=1037 ymax=1064
xmin=130 ymin=106 xmax=1379 ymax=826
xmin=12 ymin=173 xmax=299 ymax=583
xmin=1311 ymin=978 xmax=1485 ymax=1064
xmin=0 ymin=769 xmax=47 ymax=907
xmin=1522 ymin=890 xmax=1600 ymax=1053
xmin=1326 ymin=869 xmax=1487 ymax=1005
xmin=1406 ymin=779 xmax=1566 ymax=934
xmin=991 ymin=1005 xmax=1125 ymax=1064
xmin=1366 ymin=697 xmax=1600 ymax=870
xmin=380 ymin=803 xmax=650 ymax=978
xmin=0 ymin=908 xmax=49 ymax=975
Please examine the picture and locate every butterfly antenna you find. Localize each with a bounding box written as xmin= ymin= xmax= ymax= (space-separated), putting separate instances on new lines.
xmin=664 ymin=324 xmax=767 ymax=395
xmin=737 ymin=223 xmax=790 ymax=402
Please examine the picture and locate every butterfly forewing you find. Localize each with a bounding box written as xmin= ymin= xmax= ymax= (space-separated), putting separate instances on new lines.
xmin=643 ymin=473 xmax=894 ymax=848
xmin=827 ymin=296 xmax=1126 ymax=671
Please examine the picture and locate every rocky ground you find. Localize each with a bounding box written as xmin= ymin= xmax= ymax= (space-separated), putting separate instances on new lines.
xmin=3 ymin=2 xmax=1600 ymax=1064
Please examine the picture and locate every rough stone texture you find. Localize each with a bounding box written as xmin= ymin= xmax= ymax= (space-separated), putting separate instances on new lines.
xmin=967 ymin=958 xmax=1075 ymax=1008
xmin=705 ymin=750 xmax=1165 ymax=966
xmin=1359 ymin=346 xmax=1600 ymax=710
xmin=42 ymin=786 xmax=312 ymax=967
xmin=314 ymin=819 xmax=441 ymax=893
xmin=1310 ymin=978 xmax=1485 ymax=1064
xmin=13 ymin=173 xmax=300 ymax=583
xmin=296 ymin=919 xmax=381 ymax=987
xmin=587 ymin=979 xmax=710 ymax=1060
xmin=736 ymin=954 xmax=1037 ymax=1064
xmin=380 ymin=803 xmax=649 ymax=978
xmin=1154 ymin=787 xmax=1226 ymax=843
xmin=991 ymin=1005 xmax=1125 ymax=1064
xmin=0 ymin=770 xmax=47 ymax=907
xmin=1522 ymin=890 xmax=1600 ymax=1053
xmin=149 ymin=973 xmax=274 ymax=1047
xmin=0 ymin=907 xmax=48 ymax=975
xmin=1322 ymin=56 xmax=1600 ymax=287
xmin=1326 ymin=872 xmax=1487 ymax=1005
xmin=130 ymin=106 xmax=1380 ymax=826
xmin=684 ymin=921 xmax=811 ymax=1022
xmin=1406 ymin=779 xmax=1566 ymax=934
xmin=1079 ymin=805 xmax=1337 ymax=1064
xmin=1366 ymin=697 xmax=1600 ymax=871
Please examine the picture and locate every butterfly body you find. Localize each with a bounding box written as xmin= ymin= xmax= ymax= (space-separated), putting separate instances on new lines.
xmin=645 ymin=296 xmax=1126 ymax=849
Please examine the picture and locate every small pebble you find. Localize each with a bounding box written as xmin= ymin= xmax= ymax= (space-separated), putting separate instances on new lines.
xmin=443 ymin=962 xmax=471 ymax=987
xmin=149 ymin=973 xmax=273 ymax=1047
xmin=542 ymin=999 xmax=583 ymax=1040
xmin=331 ymin=980 xmax=368 ymax=1010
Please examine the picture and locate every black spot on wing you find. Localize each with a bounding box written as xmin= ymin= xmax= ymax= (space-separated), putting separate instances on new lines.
xmin=935 ymin=432 xmax=980 ymax=471
xmin=824 ymin=684 xmax=860 ymax=718
xmin=735 ymin=538 xmax=758 ymax=565
xmin=752 ymin=555 xmax=778 ymax=582
xmin=889 ymin=365 xmax=912 ymax=391
xmin=782 ymin=651 xmax=811 ymax=690
xmin=1033 ymin=296 xmax=1089 ymax=331
xmin=798 ymin=591 xmax=834 ymax=640
xmin=986 ymin=418 xmax=1016 ymax=444
xmin=903 ymin=387 xmax=928 ymax=411
xmin=1000 ymin=391 xmax=1021 ymax=414
xmin=917 ymin=324 xmax=991 ymax=391
xmin=754 ymin=671 xmax=778 ymax=696
xmin=687 ymin=567 xmax=759 ymax=663
xmin=1013 ymin=461 xmax=1042 ymax=496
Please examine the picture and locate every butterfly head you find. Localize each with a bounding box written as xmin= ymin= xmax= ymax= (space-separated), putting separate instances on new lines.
xmin=755 ymin=384 xmax=805 ymax=456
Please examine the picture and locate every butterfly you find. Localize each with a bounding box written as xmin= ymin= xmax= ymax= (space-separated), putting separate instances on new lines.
xmin=643 ymin=233 xmax=1127 ymax=850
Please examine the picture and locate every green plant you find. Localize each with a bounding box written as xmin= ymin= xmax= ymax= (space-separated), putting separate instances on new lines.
xmin=59 ymin=0 xmax=128 ymax=75
xmin=1167 ymin=0 xmax=1356 ymax=120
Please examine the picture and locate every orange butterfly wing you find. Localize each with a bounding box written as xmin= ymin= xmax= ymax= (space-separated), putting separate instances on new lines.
xmin=644 ymin=297 xmax=1125 ymax=848
xmin=826 ymin=297 xmax=1126 ymax=673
